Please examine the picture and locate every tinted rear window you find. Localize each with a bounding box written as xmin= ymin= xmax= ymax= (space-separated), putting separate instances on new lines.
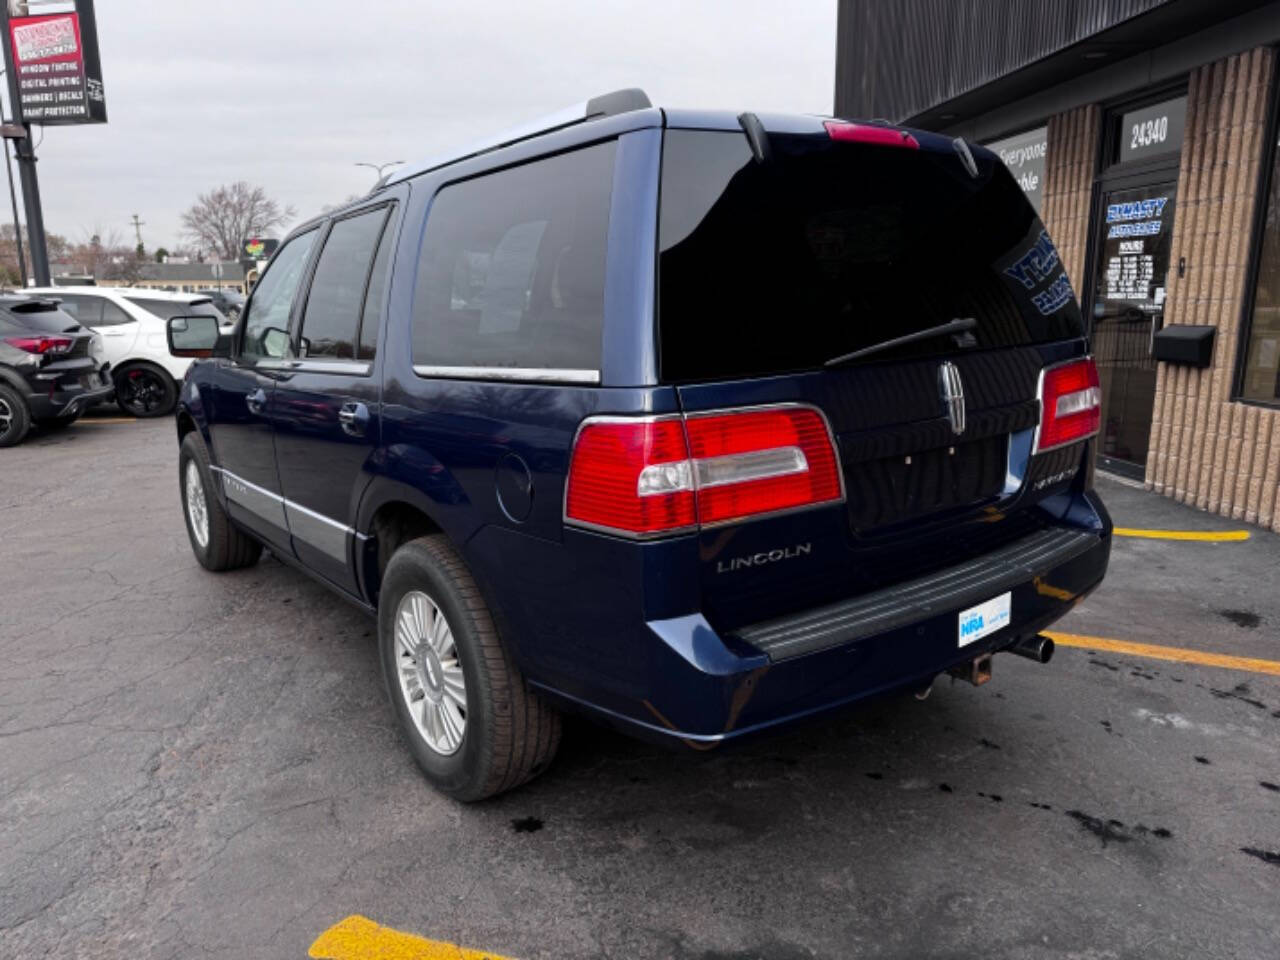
xmin=126 ymin=296 xmax=226 ymax=323
xmin=658 ymin=130 xmax=1085 ymax=382
xmin=1 ymin=302 xmax=81 ymax=334
xmin=412 ymin=140 xmax=615 ymax=373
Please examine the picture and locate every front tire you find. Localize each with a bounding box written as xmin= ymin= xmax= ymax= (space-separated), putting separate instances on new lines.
xmin=179 ymin=432 xmax=262 ymax=571
xmin=0 ymin=384 xmax=31 ymax=447
xmin=378 ymin=535 xmax=561 ymax=801
xmin=116 ymin=364 xmax=177 ymax=417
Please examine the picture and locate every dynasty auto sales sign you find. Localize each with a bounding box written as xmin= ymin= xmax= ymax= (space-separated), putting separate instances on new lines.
xmin=3 ymin=1 xmax=107 ymax=124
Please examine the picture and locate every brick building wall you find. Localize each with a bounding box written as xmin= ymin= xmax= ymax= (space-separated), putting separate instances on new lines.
xmin=1039 ymin=46 xmax=1280 ymax=531
xmin=1041 ymin=103 xmax=1101 ymax=298
xmin=1149 ymin=46 xmax=1279 ymax=529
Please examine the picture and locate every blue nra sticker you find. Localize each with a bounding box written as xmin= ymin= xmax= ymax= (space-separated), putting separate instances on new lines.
xmin=958 ymin=592 xmax=1012 ymax=647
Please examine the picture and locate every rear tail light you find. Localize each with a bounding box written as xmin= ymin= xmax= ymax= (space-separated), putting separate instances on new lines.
xmin=823 ymin=120 xmax=919 ymax=149
xmin=1035 ymin=357 xmax=1102 ymax=453
xmin=4 ymin=335 xmax=73 ymax=355
xmin=565 ymin=406 xmax=844 ymax=537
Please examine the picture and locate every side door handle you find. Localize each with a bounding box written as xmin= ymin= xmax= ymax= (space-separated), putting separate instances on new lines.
xmin=246 ymin=387 xmax=267 ymax=415
xmin=338 ymin=401 xmax=369 ymax=437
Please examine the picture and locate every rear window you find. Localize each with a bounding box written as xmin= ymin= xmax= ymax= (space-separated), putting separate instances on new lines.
xmin=411 ymin=140 xmax=615 ymax=374
xmin=126 ymin=296 xmax=227 ymax=324
xmin=658 ymin=130 xmax=1085 ymax=382
xmin=1 ymin=301 xmax=80 ymax=334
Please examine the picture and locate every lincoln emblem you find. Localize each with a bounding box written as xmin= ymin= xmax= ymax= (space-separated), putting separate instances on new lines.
xmin=938 ymin=361 xmax=966 ymax=435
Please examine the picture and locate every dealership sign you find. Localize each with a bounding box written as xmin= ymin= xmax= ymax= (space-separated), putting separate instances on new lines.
xmin=3 ymin=1 xmax=106 ymax=124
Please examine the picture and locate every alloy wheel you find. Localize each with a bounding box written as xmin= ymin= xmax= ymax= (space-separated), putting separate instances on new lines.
xmin=394 ymin=589 xmax=468 ymax=755
xmin=184 ymin=460 xmax=209 ymax=549
xmin=0 ymin=397 xmax=11 ymax=435
xmin=118 ymin=369 xmax=166 ymax=416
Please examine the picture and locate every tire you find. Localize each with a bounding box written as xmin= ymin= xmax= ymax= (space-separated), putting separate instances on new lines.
xmin=115 ymin=363 xmax=177 ymax=418
xmin=178 ymin=431 xmax=263 ymax=571
xmin=378 ymin=535 xmax=561 ymax=801
xmin=0 ymin=383 xmax=31 ymax=447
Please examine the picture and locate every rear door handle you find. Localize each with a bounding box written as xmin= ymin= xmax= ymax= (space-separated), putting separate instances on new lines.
xmin=338 ymin=401 xmax=369 ymax=437
xmin=246 ymin=387 xmax=267 ymax=415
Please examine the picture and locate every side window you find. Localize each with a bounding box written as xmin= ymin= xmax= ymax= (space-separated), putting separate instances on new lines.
xmin=56 ymin=294 xmax=101 ymax=325
xmin=241 ymin=230 xmax=318 ymax=359
xmin=358 ymin=206 xmax=398 ymax=360
xmin=411 ymin=140 xmax=616 ymax=372
xmin=98 ymin=300 xmax=134 ymax=326
xmin=298 ymin=208 xmax=388 ymax=360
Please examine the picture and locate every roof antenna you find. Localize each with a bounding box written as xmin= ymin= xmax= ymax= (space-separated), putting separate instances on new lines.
xmin=737 ymin=112 xmax=771 ymax=163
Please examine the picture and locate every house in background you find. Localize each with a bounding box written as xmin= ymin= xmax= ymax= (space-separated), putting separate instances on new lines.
xmin=49 ymin=259 xmax=248 ymax=293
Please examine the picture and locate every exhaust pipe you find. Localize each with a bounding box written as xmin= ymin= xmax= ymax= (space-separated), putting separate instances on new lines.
xmin=948 ymin=653 xmax=992 ymax=686
xmin=1006 ymin=634 xmax=1055 ymax=664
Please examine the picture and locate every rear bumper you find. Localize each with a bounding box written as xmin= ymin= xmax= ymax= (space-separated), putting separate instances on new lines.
xmin=25 ymin=363 xmax=114 ymax=419
xmin=522 ymin=497 xmax=1111 ymax=746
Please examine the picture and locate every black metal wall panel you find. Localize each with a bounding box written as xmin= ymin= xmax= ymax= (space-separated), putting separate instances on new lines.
xmin=834 ymin=0 xmax=1179 ymax=122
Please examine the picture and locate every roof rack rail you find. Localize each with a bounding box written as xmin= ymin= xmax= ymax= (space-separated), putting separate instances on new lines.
xmin=382 ymin=88 xmax=652 ymax=189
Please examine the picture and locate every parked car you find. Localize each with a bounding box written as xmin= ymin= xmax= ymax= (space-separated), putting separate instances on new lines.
xmin=194 ymin=288 xmax=245 ymax=322
xmin=0 ymin=294 xmax=113 ymax=446
xmin=25 ymin=287 xmax=228 ymax=417
xmin=169 ymin=90 xmax=1112 ymax=800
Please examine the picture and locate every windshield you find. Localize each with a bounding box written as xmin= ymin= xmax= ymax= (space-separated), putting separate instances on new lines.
xmin=658 ymin=129 xmax=1085 ymax=382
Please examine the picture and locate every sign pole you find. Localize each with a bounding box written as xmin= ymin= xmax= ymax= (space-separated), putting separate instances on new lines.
xmin=0 ymin=7 xmax=48 ymax=286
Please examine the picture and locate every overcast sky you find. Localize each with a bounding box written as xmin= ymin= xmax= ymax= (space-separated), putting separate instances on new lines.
xmin=20 ymin=0 xmax=835 ymax=254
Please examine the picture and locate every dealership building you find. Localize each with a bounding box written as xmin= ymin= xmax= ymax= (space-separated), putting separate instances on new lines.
xmin=837 ymin=0 xmax=1280 ymax=530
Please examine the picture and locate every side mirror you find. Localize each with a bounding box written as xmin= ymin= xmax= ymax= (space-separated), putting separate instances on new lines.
xmin=167 ymin=315 xmax=230 ymax=358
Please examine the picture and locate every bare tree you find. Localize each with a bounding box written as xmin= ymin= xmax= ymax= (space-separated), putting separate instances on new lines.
xmin=0 ymin=225 xmax=70 ymax=286
xmin=181 ymin=182 xmax=294 ymax=262
xmin=67 ymin=228 xmax=145 ymax=284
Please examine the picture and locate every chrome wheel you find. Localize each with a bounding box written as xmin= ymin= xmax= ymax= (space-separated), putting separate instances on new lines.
xmin=0 ymin=397 xmax=12 ymax=435
xmin=184 ymin=460 xmax=209 ymax=549
xmin=394 ymin=590 xmax=467 ymax=755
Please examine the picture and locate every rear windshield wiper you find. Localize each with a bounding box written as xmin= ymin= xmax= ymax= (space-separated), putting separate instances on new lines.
xmin=823 ymin=317 xmax=977 ymax=368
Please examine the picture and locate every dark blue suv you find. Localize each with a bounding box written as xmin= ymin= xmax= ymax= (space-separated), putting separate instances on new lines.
xmin=169 ymin=90 xmax=1111 ymax=800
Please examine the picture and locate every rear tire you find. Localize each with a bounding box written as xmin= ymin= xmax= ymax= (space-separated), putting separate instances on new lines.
xmin=179 ymin=431 xmax=263 ymax=571
xmin=0 ymin=384 xmax=31 ymax=447
xmin=116 ymin=363 xmax=177 ymax=418
xmin=378 ymin=535 xmax=561 ymax=801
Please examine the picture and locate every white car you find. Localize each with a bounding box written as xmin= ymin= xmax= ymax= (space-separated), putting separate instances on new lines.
xmin=24 ymin=287 xmax=229 ymax=417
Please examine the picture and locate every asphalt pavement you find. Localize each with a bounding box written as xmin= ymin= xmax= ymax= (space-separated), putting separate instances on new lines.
xmin=1 ymin=412 xmax=1277 ymax=959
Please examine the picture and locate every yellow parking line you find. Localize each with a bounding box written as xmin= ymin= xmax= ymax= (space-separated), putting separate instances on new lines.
xmin=1046 ymin=631 xmax=1280 ymax=677
xmin=310 ymin=915 xmax=515 ymax=960
xmin=78 ymin=417 xmax=136 ymax=425
xmin=1113 ymin=527 xmax=1250 ymax=542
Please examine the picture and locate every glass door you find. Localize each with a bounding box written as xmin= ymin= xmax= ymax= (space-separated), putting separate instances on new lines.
xmin=1090 ymin=180 xmax=1178 ymax=471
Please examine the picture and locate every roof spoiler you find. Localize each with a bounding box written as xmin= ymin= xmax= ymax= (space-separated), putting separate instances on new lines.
xmin=381 ymin=88 xmax=652 ymax=189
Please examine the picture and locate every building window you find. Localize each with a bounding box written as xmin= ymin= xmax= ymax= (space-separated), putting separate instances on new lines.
xmin=985 ymin=126 xmax=1047 ymax=214
xmin=1240 ymin=107 xmax=1280 ymax=405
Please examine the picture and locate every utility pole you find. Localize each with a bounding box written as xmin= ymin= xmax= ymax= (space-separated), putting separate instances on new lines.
xmin=0 ymin=72 xmax=26 ymax=287
xmin=0 ymin=7 xmax=49 ymax=286
xmin=130 ymin=213 xmax=144 ymax=251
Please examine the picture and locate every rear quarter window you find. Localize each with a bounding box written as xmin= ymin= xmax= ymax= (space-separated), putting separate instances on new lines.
xmin=411 ymin=140 xmax=616 ymax=374
xmin=126 ymin=297 xmax=227 ymax=324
